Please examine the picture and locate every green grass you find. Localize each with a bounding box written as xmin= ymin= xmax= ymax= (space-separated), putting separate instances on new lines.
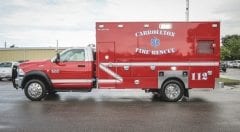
xmin=219 ymin=78 xmax=240 ymax=85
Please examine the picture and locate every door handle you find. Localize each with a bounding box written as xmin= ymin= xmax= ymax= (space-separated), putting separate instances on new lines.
xmin=78 ymin=64 xmax=85 ymax=67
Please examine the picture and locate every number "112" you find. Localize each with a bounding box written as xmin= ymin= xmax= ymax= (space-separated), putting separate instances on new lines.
xmin=191 ymin=72 xmax=208 ymax=80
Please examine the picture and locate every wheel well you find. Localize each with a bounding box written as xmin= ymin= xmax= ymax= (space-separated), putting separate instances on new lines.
xmin=22 ymin=75 xmax=51 ymax=90
xmin=161 ymin=77 xmax=185 ymax=89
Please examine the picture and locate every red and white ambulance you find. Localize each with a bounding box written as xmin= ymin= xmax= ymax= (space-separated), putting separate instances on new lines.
xmin=12 ymin=22 xmax=220 ymax=102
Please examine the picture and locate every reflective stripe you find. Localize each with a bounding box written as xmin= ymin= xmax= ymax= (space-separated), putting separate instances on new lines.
xmin=51 ymin=79 xmax=93 ymax=83
xmin=98 ymin=79 xmax=122 ymax=83
xmin=101 ymin=62 xmax=219 ymax=67
xmin=98 ymin=61 xmax=219 ymax=84
xmin=98 ymin=63 xmax=123 ymax=84
xmin=99 ymin=64 xmax=122 ymax=81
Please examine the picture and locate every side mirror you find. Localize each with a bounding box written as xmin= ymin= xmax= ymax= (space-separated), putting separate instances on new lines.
xmin=54 ymin=53 xmax=60 ymax=63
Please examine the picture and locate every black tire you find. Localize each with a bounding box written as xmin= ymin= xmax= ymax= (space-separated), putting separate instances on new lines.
xmin=161 ymin=80 xmax=184 ymax=102
xmin=24 ymin=79 xmax=47 ymax=101
xmin=0 ymin=78 xmax=2 ymax=81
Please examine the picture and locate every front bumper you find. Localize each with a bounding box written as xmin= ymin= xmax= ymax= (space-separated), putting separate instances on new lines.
xmin=12 ymin=65 xmax=24 ymax=89
xmin=13 ymin=76 xmax=24 ymax=89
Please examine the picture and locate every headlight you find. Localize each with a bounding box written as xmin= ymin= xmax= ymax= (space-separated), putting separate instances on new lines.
xmin=18 ymin=68 xmax=25 ymax=76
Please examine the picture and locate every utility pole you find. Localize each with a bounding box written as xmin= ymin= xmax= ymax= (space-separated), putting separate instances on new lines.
xmin=56 ymin=40 xmax=59 ymax=52
xmin=4 ymin=41 xmax=7 ymax=48
xmin=186 ymin=0 xmax=189 ymax=21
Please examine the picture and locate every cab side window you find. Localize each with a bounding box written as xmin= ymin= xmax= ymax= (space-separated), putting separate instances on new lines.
xmin=60 ymin=49 xmax=85 ymax=62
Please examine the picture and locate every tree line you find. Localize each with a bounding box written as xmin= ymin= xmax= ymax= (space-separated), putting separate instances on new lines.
xmin=221 ymin=35 xmax=240 ymax=60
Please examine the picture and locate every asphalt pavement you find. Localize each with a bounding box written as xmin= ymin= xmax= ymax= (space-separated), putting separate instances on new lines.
xmin=221 ymin=68 xmax=240 ymax=80
xmin=0 ymin=80 xmax=240 ymax=132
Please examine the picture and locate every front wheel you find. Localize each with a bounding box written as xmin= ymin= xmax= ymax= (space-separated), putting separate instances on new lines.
xmin=24 ymin=79 xmax=47 ymax=101
xmin=161 ymin=80 xmax=184 ymax=102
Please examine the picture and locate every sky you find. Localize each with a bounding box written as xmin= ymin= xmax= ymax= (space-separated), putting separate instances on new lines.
xmin=0 ymin=0 xmax=240 ymax=48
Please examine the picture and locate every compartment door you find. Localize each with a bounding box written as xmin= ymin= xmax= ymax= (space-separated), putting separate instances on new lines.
xmin=97 ymin=42 xmax=116 ymax=88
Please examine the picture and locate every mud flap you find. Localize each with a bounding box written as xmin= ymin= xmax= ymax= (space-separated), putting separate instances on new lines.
xmin=181 ymin=89 xmax=189 ymax=101
xmin=184 ymin=88 xmax=189 ymax=97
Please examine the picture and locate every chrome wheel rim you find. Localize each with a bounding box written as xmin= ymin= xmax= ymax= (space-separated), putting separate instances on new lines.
xmin=165 ymin=84 xmax=181 ymax=100
xmin=28 ymin=82 xmax=43 ymax=99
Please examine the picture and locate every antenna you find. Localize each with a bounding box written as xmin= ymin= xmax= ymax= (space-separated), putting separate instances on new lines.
xmin=186 ymin=0 xmax=189 ymax=21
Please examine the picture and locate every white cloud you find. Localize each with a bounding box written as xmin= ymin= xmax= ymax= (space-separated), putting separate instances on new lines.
xmin=0 ymin=0 xmax=239 ymax=47
xmin=96 ymin=0 xmax=186 ymax=21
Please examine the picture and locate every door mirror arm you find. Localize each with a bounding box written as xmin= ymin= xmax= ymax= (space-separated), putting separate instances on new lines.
xmin=54 ymin=53 xmax=60 ymax=63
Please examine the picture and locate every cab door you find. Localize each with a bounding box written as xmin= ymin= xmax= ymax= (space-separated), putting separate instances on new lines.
xmin=50 ymin=48 xmax=93 ymax=89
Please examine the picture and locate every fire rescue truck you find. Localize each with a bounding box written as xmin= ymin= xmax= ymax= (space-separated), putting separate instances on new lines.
xmin=12 ymin=22 xmax=220 ymax=102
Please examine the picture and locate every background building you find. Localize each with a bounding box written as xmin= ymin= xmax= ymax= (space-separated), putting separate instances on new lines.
xmin=0 ymin=47 xmax=66 ymax=62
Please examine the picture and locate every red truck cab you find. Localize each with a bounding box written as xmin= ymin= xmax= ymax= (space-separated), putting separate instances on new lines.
xmin=13 ymin=47 xmax=95 ymax=100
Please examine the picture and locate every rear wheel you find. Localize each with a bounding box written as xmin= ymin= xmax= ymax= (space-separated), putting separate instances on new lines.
xmin=24 ymin=79 xmax=46 ymax=101
xmin=161 ymin=80 xmax=184 ymax=102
